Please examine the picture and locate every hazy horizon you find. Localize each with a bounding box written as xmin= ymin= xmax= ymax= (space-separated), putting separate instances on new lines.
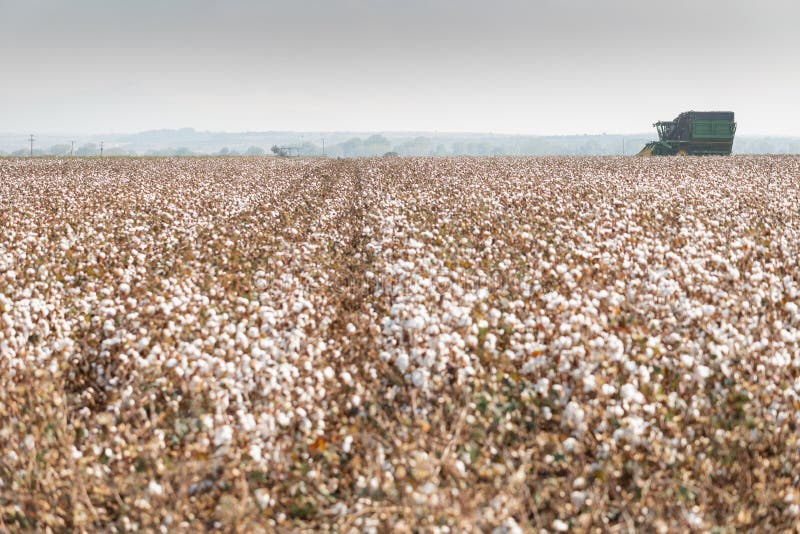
xmin=3 ymin=0 xmax=800 ymax=136
xmin=2 ymin=127 xmax=662 ymax=137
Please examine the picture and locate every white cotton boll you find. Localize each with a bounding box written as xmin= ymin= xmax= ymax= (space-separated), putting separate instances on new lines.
xmin=249 ymin=444 xmax=263 ymax=463
xmin=254 ymin=489 xmax=271 ymax=510
xmin=620 ymin=383 xmax=644 ymax=405
xmin=535 ymin=378 xmax=549 ymax=395
xmin=520 ymin=359 xmax=537 ymax=375
xmin=562 ymin=401 xmax=585 ymax=430
xmin=276 ymin=412 xmax=291 ymax=427
xmin=342 ymin=435 xmax=353 ymax=453
xmin=686 ymin=510 xmax=703 ymax=528
xmin=612 ymin=416 xmax=647 ymax=445
xmin=346 ymin=323 xmax=357 ymax=334
xmin=214 ymin=425 xmax=233 ymax=448
xmin=420 ymin=481 xmax=437 ymax=496
xmin=583 ymin=374 xmax=597 ymax=392
xmin=341 ymin=371 xmax=354 ymax=386
xmin=601 ymin=383 xmax=616 ymax=396
xmin=119 ymin=283 xmax=131 ymax=295
xmin=136 ymin=337 xmax=151 ymax=351
xmin=552 ymin=519 xmax=569 ymax=532
xmin=492 ymin=518 xmax=523 ymax=534
xmin=452 ymin=459 xmax=467 ymax=478
xmin=410 ymin=368 xmax=427 ymax=389
xmin=405 ymin=316 xmax=425 ymax=330
xmin=147 ymin=480 xmax=164 ymax=496
xmin=639 ymin=365 xmax=651 ymax=384
xmin=201 ymin=415 xmax=214 ymax=430
xmin=563 ymin=437 xmax=578 ymax=452
xmin=680 ymin=354 xmax=695 ymax=367
xmin=607 ymin=335 xmax=624 ymax=360
xmin=395 ymin=352 xmax=409 ymax=373
xmin=571 ymin=490 xmax=587 ymax=508
xmin=769 ymin=350 xmax=791 ymax=367
xmin=235 ymin=331 xmax=250 ymax=349
xmin=781 ymin=329 xmax=798 ymax=343
xmin=323 ymin=366 xmax=335 ymax=380
xmin=241 ymin=413 xmax=256 ymax=432
xmin=695 ymin=365 xmax=712 ymax=380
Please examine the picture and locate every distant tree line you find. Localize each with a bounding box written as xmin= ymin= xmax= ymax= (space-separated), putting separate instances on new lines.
xmin=0 ymin=144 xmax=273 ymax=157
xmin=1 ymin=134 xmax=799 ymax=157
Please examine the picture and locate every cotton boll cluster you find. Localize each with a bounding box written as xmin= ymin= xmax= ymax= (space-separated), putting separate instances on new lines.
xmin=2 ymin=156 xmax=800 ymax=532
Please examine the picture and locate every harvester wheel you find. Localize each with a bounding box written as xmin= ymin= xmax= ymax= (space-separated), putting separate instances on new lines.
xmin=676 ymin=149 xmax=689 ymax=156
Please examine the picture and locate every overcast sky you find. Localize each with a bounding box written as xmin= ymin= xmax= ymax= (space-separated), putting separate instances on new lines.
xmin=2 ymin=0 xmax=799 ymax=135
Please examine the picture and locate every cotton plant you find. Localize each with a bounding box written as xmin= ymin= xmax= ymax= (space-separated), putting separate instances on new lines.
xmin=1 ymin=155 xmax=799 ymax=531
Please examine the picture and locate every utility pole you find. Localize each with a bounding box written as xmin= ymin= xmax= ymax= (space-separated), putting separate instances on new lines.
xmin=29 ymin=134 xmax=35 ymax=157
xmin=99 ymin=141 xmax=104 ymax=157
xmin=70 ymin=140 xmax=75 ymax=157
xmin=622 ymin=137 xmax=625 ymax=156
xmin=322 ymin=138 xmax=325 ymax=157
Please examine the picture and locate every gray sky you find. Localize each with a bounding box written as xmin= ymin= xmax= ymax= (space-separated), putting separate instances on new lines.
xmin=2 ymin=0 xmax=799 ymax=135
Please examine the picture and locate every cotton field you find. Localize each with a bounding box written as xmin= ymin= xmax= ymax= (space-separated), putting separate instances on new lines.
xmin=1 ymin=155 xmax=800 ymax=531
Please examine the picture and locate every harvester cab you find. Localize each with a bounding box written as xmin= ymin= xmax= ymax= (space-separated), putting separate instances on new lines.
xmin=637 ymin=111 xmax=736 ymax=156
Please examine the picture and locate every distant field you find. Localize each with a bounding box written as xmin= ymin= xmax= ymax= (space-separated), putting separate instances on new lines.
xmin=1 ymin=156 xmax=800 ymax=531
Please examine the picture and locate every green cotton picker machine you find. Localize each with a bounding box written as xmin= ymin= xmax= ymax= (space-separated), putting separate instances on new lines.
xmin=638 ymin=111 xmax=736 ymax=156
